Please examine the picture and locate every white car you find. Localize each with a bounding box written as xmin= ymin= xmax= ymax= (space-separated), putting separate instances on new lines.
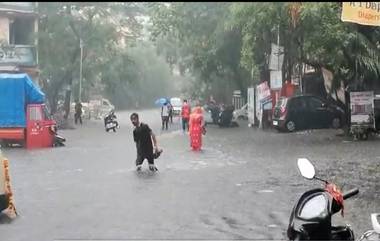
xmin=89 ymin=98 xmax=115 ymax=119
xmin=233 ymin=103 xmax=248 ymax=120
xmin=170 ymin=97 xmax=182 ymax=116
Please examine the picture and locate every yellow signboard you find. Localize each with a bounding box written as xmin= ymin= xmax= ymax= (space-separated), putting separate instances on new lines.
xmin=341 ymin=2 xmax=380 ymax=26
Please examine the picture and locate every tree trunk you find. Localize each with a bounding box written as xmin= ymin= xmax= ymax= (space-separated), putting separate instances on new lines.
xmin=50 ymin=90 xmax=58 ymax=114
xmin=63 ymin=86 xmax=72 ymax=120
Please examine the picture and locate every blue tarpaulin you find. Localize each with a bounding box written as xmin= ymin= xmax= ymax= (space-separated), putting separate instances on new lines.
xmin=0 ymin=73 xmax=45 ymax=128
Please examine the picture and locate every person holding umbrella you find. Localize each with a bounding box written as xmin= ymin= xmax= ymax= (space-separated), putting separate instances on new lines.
xmin=161 ymin=101 xmax=170 ymax=130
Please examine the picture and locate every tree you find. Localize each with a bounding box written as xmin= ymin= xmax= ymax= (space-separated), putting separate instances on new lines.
xmin=38 ymin=2 xmax=143 ymax=117
xmin=230 ymin=2 xmax=380 ymax=95
xmin=299 ymin=2 xmax=380 ymax=90
xmin=149 ymin=2 xmax=251 ymax=102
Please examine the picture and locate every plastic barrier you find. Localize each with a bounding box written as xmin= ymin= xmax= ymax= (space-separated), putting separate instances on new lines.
xmin=0 ymin=152 xmax=17 ymax=218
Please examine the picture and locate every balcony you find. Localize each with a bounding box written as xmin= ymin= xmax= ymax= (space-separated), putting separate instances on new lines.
xmin=0 ymin=45 xmax=36 ymax=67
xmin=0 ymin=2 xmax=37 ymax=14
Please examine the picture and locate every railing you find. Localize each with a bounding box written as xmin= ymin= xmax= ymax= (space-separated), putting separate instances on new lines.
xmin=0 ymin=2 xmax=36 ymax=13
xmin=0 ymin=45 xmax=37 ymax=67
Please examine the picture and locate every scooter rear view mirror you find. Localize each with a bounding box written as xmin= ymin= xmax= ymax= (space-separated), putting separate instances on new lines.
xmin=297 ymin=158 xmax=316 ymax=180
xmin=371 ymin=213 xmax=380 ymax=234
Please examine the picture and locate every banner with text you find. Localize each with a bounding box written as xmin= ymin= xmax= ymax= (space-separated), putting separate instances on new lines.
xmin=341 ymin=2 xmax=380 ymax=26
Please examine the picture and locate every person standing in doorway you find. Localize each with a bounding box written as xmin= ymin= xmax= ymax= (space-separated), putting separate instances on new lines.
xmin=189 ymin=104 xmax=206 ymax=151
xmin=74 ymin=100 xmax=83 ymax=125
xmin=161 ymin=102 xmax=170 ymax=130
xmin=130 ymin=113 xmax=160 ymax=172
xmin=181 ymin=99 xmax=191 ymax=132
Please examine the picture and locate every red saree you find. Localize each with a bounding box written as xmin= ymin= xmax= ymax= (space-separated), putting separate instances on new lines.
xmin=189 ymin=107 xmax=204 ymax=151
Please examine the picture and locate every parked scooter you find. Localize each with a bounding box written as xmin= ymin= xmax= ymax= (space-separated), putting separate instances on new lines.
xmin=210 ymin=105 xmax=221 ymax=124
xmin=288 ymin=158 xmax=380 ymax=241
xmin=104 ymin=110 xmax=119 ymax=132
xmin=218 ymin=105 xmax=238 ymax=127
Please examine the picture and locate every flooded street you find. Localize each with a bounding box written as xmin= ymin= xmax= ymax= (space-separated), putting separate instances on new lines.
xmin=1 ymin=109 xmax=379 ymax=241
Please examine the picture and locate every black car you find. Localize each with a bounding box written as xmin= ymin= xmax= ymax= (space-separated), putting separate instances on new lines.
xmin=272 ymin=95 xmax=345 ymax=132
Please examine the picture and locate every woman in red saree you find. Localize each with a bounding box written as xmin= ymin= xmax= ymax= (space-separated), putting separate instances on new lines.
xmin=189 ymin=106 xmax=205 ymax=151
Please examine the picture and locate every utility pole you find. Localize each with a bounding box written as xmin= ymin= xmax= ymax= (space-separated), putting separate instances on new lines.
xmin=277 ymin=24 xmax=280 ymax=71
xmin=79 ymin=38 xmax=83 ymax=102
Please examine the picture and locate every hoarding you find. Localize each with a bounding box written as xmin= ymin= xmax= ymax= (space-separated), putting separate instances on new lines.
xmin=350 ymin=91 xmax=374 ymax=126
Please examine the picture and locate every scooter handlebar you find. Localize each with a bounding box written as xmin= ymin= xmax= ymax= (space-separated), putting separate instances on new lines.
xmin=343 ymin=188 xmax=359 ymax=200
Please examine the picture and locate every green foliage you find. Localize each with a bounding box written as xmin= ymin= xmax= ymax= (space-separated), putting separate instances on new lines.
xmin=38 ymin=2 xmax=145 ymax=113
xmin=138 ymin=2 xmax=379 ymax=103
xmin=149 ymin=2 xmax=251 ymax=102
xmin=104 ymin=42 xmax=176 ymax=109
xmin=39 ymin=2 xmax=380 ymax=112
xmin=299 ymin=2 xmax=380 ymax=89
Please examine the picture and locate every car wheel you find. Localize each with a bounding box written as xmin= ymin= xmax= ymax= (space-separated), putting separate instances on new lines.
xmin=331 ymin=117 xmax=341 ymax=129
xmin=286 ymin=120 xmax=296 ymax=132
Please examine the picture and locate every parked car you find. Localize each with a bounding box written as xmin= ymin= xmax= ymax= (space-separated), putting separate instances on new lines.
xmin=272 ymin=95 xmax=345 ymax=132
xmin=233 ymin=103 xmax=248 ymax=120
xmin=88 ymin=98 xmax=115 ymax=119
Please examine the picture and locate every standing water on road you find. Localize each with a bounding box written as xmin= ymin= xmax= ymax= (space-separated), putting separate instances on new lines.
xmin=1 ymin=2 xmax=380 ymax=241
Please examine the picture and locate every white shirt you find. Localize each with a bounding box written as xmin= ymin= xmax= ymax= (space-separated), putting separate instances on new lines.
xmin=162 ymin=105 xmax=169 ymax=117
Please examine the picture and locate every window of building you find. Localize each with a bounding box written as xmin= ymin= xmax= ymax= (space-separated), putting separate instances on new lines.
xmin=9 ymin=17 xmax=34 ymax=45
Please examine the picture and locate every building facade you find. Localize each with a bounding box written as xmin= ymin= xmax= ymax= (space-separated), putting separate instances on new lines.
xmin=0 ymin=2 xmax=39 ymax=82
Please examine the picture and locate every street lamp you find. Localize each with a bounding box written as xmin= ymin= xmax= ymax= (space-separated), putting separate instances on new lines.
xmin=79 ymin=38 xmax=83 ymax=102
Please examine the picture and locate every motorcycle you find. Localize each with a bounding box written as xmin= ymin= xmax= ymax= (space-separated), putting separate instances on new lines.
xmin=104 ymin=110 xmax=119 ymax=132
xmin=288 ymin=158 xmax=380 ymax=241
xmin=218 ymin=105 xmax=238 ymax=128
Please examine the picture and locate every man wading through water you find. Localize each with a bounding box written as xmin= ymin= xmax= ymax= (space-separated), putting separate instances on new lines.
xmin=130 ymin=113 xmax=162 ymax=172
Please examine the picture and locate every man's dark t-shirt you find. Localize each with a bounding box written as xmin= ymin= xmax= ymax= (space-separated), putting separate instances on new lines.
xmin=133 ymin=123 xmax=153 ymax=156
xmin=75 ymin=103 xmax=82 ymax=114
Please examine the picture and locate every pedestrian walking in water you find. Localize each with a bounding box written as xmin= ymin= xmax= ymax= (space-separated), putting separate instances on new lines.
xmin=74 ymin=100 xmax=83 ymax=125
xmin=181 ymin=99 xmax=191 ymax=132
xmin=161 ymin=102 xmax=170 ymax=130
xmin=189 ymin=104 xmax=206 ymax=151
xmin=130 ymin=113 xmax=161 ymax=172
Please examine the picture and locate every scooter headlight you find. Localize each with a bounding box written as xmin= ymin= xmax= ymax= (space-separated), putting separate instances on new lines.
xmin=298 ymin=193 xmax=328 ymax=219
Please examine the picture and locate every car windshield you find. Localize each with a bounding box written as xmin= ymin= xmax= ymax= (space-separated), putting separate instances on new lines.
xmin=171 ymin=98 xmax=182 ymax=106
